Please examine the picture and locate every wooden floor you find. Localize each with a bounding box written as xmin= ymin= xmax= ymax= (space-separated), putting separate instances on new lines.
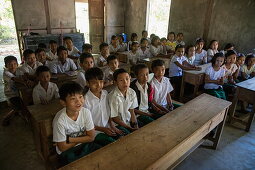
xmin=0 ymin=107 xmax=254 ymax=170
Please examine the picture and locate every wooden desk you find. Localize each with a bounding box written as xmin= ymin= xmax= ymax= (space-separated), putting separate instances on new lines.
xmin=180 ymin=63 xmax=211 ymax=102
xmin=228 ymin=77 xmax=255 ymax=132
xmin=99 ymin=62 xmax=131 ymax=73
xmin=117 ymin=51 xmax=129 ymax=63
xmin=60 ymin=94 xmax=231 ymax=170
xmin=142 ymin=57 xmax=172 ymax=70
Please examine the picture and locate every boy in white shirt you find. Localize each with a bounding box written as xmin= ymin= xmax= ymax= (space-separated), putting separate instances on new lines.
xmin=97 ymin=42 xmax=109 ymax=67
xmin=84 ymin=68 xmax=128 ymax=146
xmin=117 ymin=34 xmax=127 ymax=52
xmin=138 ymin=38 xmax=152 ymax=60
xmin=53 ymin=82 xmax=101 ymax=166
xmin=109 ymin=35 xmax=120 ymax=54
xmin=64 ymin=36 xmax=81 ymax=58
xmin=104 ymin=55 xmax=119 ymax=87
xmin=50 ymin=46 xmax=77 ymax=74
xmin=33 ymin=66 xmax=59 ymax=105
xmin=47 ymin=40 xmax=58 ymax=61
xmin=108 ymin=69 xmax=139 ymax=132
xmin=176 ymin=33 xmax=185 ymax=46
xmin=35 ymin=48 xmax=51 ymax=67
xmin=76 ymin=52 xmax=94 ymax=88
xmin=82 ymin=43 xmax=92 ymax=53
xmin=127 ymin=41 xmax=140 ymax=66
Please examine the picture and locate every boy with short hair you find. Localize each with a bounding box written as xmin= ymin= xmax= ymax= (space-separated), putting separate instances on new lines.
xmin=53 ymin=82 xmax=101 ymax=166
xmin=176 ymin=33 xmax=185 ymax=46
xmin=84 ymin=67 xmax=127 ymax=146
xmin=33 ymin=66 xmax=59 ymax=105
xmin=47 ymin=40 xmax=58 ymax=60
xmin=63 ymin=36 xmax=81 ymax=58
xmin=98 ymin=42 xmax=109 ymax=67
xmin=35 ymin=48 xmax=50 ymax=67
xmin=82 ymin=43 xmax=93 ymax=53
xmin=108 ymin=69 xmax=138 ymax=131
xmin=104 ymin=55 xmax=119 ymax=87
xmin=50 ymin=46 xmax=77 ymax=74
xmin=76 ymin=52 xmax=94 ymax=88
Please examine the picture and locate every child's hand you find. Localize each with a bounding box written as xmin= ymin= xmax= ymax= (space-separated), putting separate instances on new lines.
xmin=26 ymin=80 xmax=34 ymax=88
xmin=195 ymin=67 xmax=202 ymax=71
xmin=113 ymin=127 xmax=124 ymax=135
xmin=103 ymin=127 xmax=116 ymax=136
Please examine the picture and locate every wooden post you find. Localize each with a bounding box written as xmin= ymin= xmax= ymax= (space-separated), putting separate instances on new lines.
xmin=202 ymin=0 xmax=214 ymax=43
xmin=44 ymin=0 xmax=51 ymax=34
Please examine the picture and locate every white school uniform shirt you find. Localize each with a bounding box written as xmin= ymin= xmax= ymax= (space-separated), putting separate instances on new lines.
xmin=47 ymin=51 xmax=58 ymax=61
xmin=118 ymin=43 xmax=127 ymax=52
xmin=84 ymin=90 xmax=110 ymax=134
xmin=240 ymin=65 xmax=255 ymax=78
xmin=185 ymin=55 xmax=195 ymax=65
xmin=204 ymin=66 xmax=225 ymax=89
xmin=127 ymin=50 xmax=140 ymax=64
xmin=222 ymin=64 xmax=238 ymax=83
xmin=76 ymin=69 xmax=86 ymax=88
xmin=176 ymin=41 xmax=185 ymax=46
xmin=3 ymin=69 xmax=19 ymax=99
xmin=194 ymin=49 xmax=207 ymax=66
xmin=97 ymin=55 xmax=107 ymax=66
xmin=169 ymin=55 xmax=187 ymax=77
xmin=32 ymin=82 xmax=59 ymax=105
xmin=67 ymin=46 xmax=80 ymax=57
xmin=16 ymin=61 xmax=43 ymax=76
xmin=53 ymin=107 xmax=94 ymax=154
xmin=150 ymin=77 xmax=173 ymax=108
xmin=50 ymin=58 xmax=77 ymax=74
xmin=104 ymin=66 xmax=114 ymax=82
xmin=207 ymin=49 xmax=218 ymax=62
xmin=149 ymin=45 xmax=163 ymax=57
xmin=138 ymin=47 xmax=152 ymax=59
xmin=109 ymin=44 xmax=120 ymax=53
xmin=108 ymin=87 xmax=138 ymax=125
xmin=135 ymin=81 xmax=149 ymax=112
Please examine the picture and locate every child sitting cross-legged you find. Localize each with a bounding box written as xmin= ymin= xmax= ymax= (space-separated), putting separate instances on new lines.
xmin=84 ymin=67 xmax=128 ymax=146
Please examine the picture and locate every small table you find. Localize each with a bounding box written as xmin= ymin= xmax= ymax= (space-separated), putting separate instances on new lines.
xmin=180 ymin=63 xmax=211 ymax=102
xmin=228 ymin=77 xmax=255 ymax=132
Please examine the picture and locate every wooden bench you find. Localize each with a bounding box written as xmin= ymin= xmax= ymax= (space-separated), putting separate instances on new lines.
xmin=59 ymin=94 xmax=231 ymax=170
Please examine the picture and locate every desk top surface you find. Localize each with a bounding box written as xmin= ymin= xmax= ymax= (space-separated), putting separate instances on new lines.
xmin=236 ymin=77 xmax=255 ymax=91
xmin=184 ymin=63 xmax=211 ymax=75
xmin=60 ymin=93 xmax=231 ymax=170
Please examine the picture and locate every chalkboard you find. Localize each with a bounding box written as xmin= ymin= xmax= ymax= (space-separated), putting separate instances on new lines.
xmin=23 ymin=33 xmax=85 ymax=52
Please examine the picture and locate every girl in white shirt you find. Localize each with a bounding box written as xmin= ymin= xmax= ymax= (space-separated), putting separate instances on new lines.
xmin=194 ymin=38 xmax=207 ymax=66
xmin=207 ymin=40 xmax=219 ymax=63
xmin=127 ymin=33 xmax=138 ymax=51
xmin=185 ymin=45 xmax=196 ymax=65
xmin=109 ymin=35 xmax=120 ymax=54
xmin=149 ymin=36 xmax=170 ymax=58
xmin=117 ymin=34 xmax=127 ymax=52
xmin=241 ymin=54 xmax=255 ymax=80
xmin=138 ymin=38 xmax=152 ymax=59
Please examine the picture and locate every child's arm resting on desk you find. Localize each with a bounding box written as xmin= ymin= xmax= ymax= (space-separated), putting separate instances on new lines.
xmin=112 ymin=116 xmax=137 ymax=131
xmin=205 ymin=74 xmax=224 ymax=85
xmin=175 ymin=61 xmax=201 ymax=71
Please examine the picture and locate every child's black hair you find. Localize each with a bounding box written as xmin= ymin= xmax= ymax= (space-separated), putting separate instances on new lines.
xmin=38 ymin=43 xmax=47 ymax=49
xmin=57 ymin=46 xmax=68 ymax=56
xmin=151 ymin=59 xmax=165 ymax=70
xmin=160 ymin=37 xmax=167 ymax=42
xmin=117 ymin=34 xmax=124 ymax=41
xmin=107 ymin=54 xmax=118 ymax=64
xmin=211 ymin=52 xmax=225 ymax=66
xmin=59 ymin=81 xmax=83 ymax=101
xmin=168 ymin=32 xmax=175 ymax=36
xmin=245 ymin=54 xmax=255 ymax=65
xmin=177 ymin=32 xmax=183 ymax=36
xmin=35 ymin=48 xmax=45 ymax=55
xmin=225 ymin=50 xmax=237 ymax=58
xmin=82 ymin=43 xmax=92 ymax=51
xmin=151 ymin=36 xmax=160 ymax=45
xmin=23 ymin=49 xmax=35 ymax=60
xmin=185 ymin=44 xmax=195 ymax=54
xmin=195 ymin=38 xmax=204 ymax=44
xmin=85 ymin=67 xmax=104 ymax=82
xmin=140 ymin=38 xmax=148 ymax=44
xmin=113 ymin=68 xmax=128 ymax=81
xmin=35 ymin=65 xmax=50 ymax=76
xmin=131 ymin=41 xmax=139 ymax=47
xmin=111 ymin=35 xmax=117 ymax=40
xmin=131 ymin=33 xmax=138 ymax=41
xmin=4 ymin=55 xmax=18 ymax=67
xmin=49 ymin=40 xmax=57 ymax=44
xmin=224 ymin=43 xmax=234 ymax=50
xmin=134 ymin=64 xmax=148 ymax=76
xmin=63 ymin=36 xmax=72 ymax=42
xmin=237 ymin=53 xmax=245 ymax=58
xmin=79 ymin=52 xmax=94 ymax=64
xmin=175 ymin=44 xmax=185 ymax=51
xmin=209 ymin=40 xmax=218 ymax=48
xmin=99 ymin=42 xmax=109 ymax=51
xmin=142 ymin=30 xmax=147 ymax=35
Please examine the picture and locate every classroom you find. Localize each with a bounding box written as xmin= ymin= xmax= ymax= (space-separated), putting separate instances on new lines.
xmin=0 ymin=0 xmax=255 ymax=169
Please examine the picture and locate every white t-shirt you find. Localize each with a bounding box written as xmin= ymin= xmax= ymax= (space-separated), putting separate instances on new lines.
xmin=149 ymin=45 xmax=163 ymax=57
xmin=176 ymin=41 xmax=185 ymax=46
xmin=53 ymin=107 xmax=94 ymax=154
xmin=76 ymin=69 xmax=86 ymax=88
xmin=138 ymin=47 xmax=152 ymax=59
xmin=50 ymin=58 xmax=77 ymax=74
xmin=104 ymin=66 xmax=114 ymax=82
xmin=84 ymin=90 xmax=110 ymax=134
xmin=185 ymin=55 xmax=195 ymax=65
xmin=47 ymin=51 xmax=58 ymax=61
xmin=32 ymin=82 xmax=59 ymax=105
xmin=118 ymin=43 xmax=127 ymax=52
xmin=169 ymin=55 xmax=187 ymax=77
xmin=108 ymin=87 xmax=138 ymax=125
xmin=3 ymin=69 xmax=19 ymax=99
xmin=67 ymin=46 xmax=80 ymax=57
xmin=150 ymin=77 xmax=173 ymax=107
xmin=135 ymin=81 xmax=149 ymax=112
xmin=204 ymin=66 xmax=225 ymax=89
xmin=222 ymin=64 xmax=238 ymax=83
xmin=240 ymin=65 xmax=255 ymax=76
xmin=127 ymin=50 xmax=140 ymax=64
xmin=109 ymin=44 xmax=120 ymax=53
xmin=16 ymin=61 xmax=43 ymax=76
xmin=194 ymin=50 xmax=207 ymax=66
xmin=207 ymin=49 xmax=218 ymax=62
xmin=97 ymin=55 xmax=107 ymax=66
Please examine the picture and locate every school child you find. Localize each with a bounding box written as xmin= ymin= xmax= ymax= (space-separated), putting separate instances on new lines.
xmin=63 ymin=36 xmax=81 ymax=58
xmin=76 ymin=52 xmax=94 ymax=88
xmin=194 ymin=38 xmax=207 ymax=66
xmin=166 ymin=32 xmax=177 ymax=53
xmin=117 ymin=34 xmax=127 ymax=52
xmin=17 ymin=49 xmax=43 ymax=77
xmin=84 ymin=68 xmax=128 ymax=146
xmin=108 ymin=68 xmax=139 ymax=131
xmin=53 ymin=82 xmax=101 ymax=166
xmin=220 ymin=43 xmax=234 ymax=55
xmin=33 ymin=66 xmax=59 ymax=105
xmin=207 ymin=40 xmax=219 ymax=63
xmin=38 ymin=43 xmax=48 ymax=52
xmin=150 ymin=36 xmax=167 ymax=58
xmin=236 ymin=53 xmax=245 ymax=80
xmin=82 ymin=43 xmax=93 ymax=53
xmin=47 ymin=40 xmax=58 ymax=60
xmin=204 ymin=53 xmax=226 ymax=100
xmin=97 ymin=42 xmax=110 ymax=67
xmin=50 ymin=46 xmax=77 ymax=74
xmin=138 ymin=38 xmax=152 ymax=59
xmin=185 ymin=45 xmax=196 ymax=65
xmin=130 ymin=64 xmax=166 ymax=124
xmin=141 ymin=30 xmax=151 ymax=44
xmin=127 ymin=41 xmax=140 ymax=66
xmin=128 ymin=33 xmax=138 ymax=51
xmin=150 ymin=59 xmax=176 ymax=111
xmin=160 ymin=37 xmax=168 ymax=54
xmin=176 ymin=33 xmax=185 ymax=46
xmin=109 ymin=35 xmax=120 ymax=54
xmin=169 ymin=45 xmax=201 ymax=99
xmin=2 ymin=56 xmax=30 ymax=126
xmin=240 ymin=54 xmax=255 ymax=80
xmin=35 ymin=48 xmax=50 ymax=67
xmin=104 ymin=55 xmax=119 ymax=87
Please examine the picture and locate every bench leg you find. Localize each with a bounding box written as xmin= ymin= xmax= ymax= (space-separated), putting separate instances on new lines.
xmin=245 ymin=103 xmax=255 ymax=132
xmin=228 ymin=88 xmax=239 ymax=123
